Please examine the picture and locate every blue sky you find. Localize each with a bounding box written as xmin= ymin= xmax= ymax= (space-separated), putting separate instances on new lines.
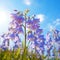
xmin=0 ymin=0 xmax=60 ymax=35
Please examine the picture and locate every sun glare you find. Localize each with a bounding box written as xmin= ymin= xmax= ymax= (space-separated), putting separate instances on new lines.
xmin=0 ymin=10 xmax=10 ymax=34
xmin=36 ymin=14 xmax=45 ymax=22
xmin=0 ymin=11 xmax=8 ymax=25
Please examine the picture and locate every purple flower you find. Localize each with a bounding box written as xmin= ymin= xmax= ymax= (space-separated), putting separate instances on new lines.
xmin=36 ymin=29 xmax=43 ymax=35
xmin=11 ymin=13 xmax=17 ymax=19
xmin=31 ymin=24 xmax=40 ymax=30
xmin=38 ymin=35 xmax=45 ymax=40
xmin=13 ymin=45 xmax=18 ymax=49
xmin=55 ymin=29 xmax=59 ymax=34
xmin=26 ymin=20 xmax=33 ymax=25
xmin=11 ymin=13 xmax=24 ymax=23
xmin=9 ymin=21 xmax=18 ymax=29
xmin=9 ymin=33 xmax=15 ymax=39
xmin=32 ymin=18 xmax=40 ymax=24
xmin=16 ymin=26 xmax=23 ymax=33
xmin=28 ymin=32 xmax=34 ymax=40
xmin=26 ymin=19 xmax=40 ymax=30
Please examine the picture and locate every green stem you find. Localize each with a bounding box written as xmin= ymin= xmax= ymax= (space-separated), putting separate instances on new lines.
xmin=7 ymin=39 xmax=9 ymax=49
xmin=25 ymin=15 xmax=26 ymax=48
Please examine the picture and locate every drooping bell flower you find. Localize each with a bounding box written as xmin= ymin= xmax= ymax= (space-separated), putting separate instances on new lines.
xmin=36 ymin=37 xmax=45 ymax=47
xmin=53 ymin=30 xmax=58 ymax=40
xmin=8 ymin=27 xmax=16 ymax=34
xmin=38 ymin=35 xmax=45 ymax=40
xmin=46 ymin=32 xmax=51 ymax=42
xmin=16 ymin=26 xmax=23 ymax=33
xmin=16 ymin=15 xmax=24 ymax=24
xmin=45 ymin=32 xmax=53 ymax=56
xmin=11 ymin=13 xmax=17 ymax=20
xmin=14 ymin=35 xmax=21 ymax=43
xmin=31 ymin=24 xmax=40 ymax=31
xmin=52 ymin=29 xmax=60 ymax=42
xmin=35 ymin=45 xmax=44 ymax=55
xmin=9 ymin=21 xmax=18 ymax=29
xmin=1 ymin=45 xmax=7 ymax=51
xmin=55 ymin=30 xmax=59 ymax=34
xmin=32 ymin=18 xmax=40 ymax=24
xmin=45 ymin=32 xmax=52 ymax=46
xmin=13 ymin=44 xmax=18 ymax=50
xmin=46 ymin=44 xmax=53 ymax=56
xmin=34 ymin=40 xmax=38 ymax=46
xmin=26 ymin=19 xmax=33 ymax=25
xmin=11 ymin=13 xmax=24 ymax=24
xmin=26 ymin=20 xmax=33 ymax=29
xmin=9 ymin=33 xmax=15 ymax=39
xmin=35 ymin=29 xmax=43 ymax=35
xmin=27 ymin=31 xmax=35 ymax=41
xmin=0 ymin=34 xmax=9 ymax=48
xmin=10 ymin=33 xmax=22 ymax=49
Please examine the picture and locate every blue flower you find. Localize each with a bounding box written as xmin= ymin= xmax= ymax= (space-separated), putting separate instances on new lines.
xmin=31 ymin=24 xmax=40 ymax=30
xmin=16 ymin=27 xmax=23 ymax=33
xmin=1 ymin=45 xmax=7 ymax=50
xmin=9 ymin=33 xmax=15 ymax=39
xmin=33 ymin=18 xmax=40 ymax=24
xmin=13 ymin=45 xmax=18 ymax=49
xmin=28 ymin=31 xmax=34 ymax=39
xmin=11 ymin=13 xmax=24 ymax=23
xmin=38 ymin=35 xmax=45 ymax=40
xmin=36 ymin=29 xmax=43 ymax=34
xmin=55 ymin=37 xmax=60 ymax=42
xmin=26 ymin=20 xmax=33 ymax=25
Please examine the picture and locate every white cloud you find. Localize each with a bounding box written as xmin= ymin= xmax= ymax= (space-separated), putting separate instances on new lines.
xmin=24 ymin=0 xmax=31 ymax=5
xmin=36 ymin=14 xmax=46 ymax=22
xmin=47 ymin=24 xmax=56 ymax=31
xmin=53 ymin=18 xmax=60 ymax=26
xmin=45 ymin=18 xmax=60 ymax=32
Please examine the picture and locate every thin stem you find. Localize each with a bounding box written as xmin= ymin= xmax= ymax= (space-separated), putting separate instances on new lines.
xmin=25 ymin=15 xmax=27 ymax=48
xmin=24 ymin=9 xmax=29 ymax=48
xmin=7 ymin=39 xmax=9 ymax=49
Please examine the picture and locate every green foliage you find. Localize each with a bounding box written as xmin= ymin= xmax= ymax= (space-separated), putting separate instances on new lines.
xmin=0 ymin=48 xmax=60 ymax=60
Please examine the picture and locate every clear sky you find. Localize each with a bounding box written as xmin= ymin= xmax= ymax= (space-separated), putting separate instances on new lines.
xmin=0 ymin=0 xmax=60 ymax=35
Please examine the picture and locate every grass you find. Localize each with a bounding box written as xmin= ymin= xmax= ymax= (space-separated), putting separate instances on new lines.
xmin=0 ymin=48 xmax=60 ymax=60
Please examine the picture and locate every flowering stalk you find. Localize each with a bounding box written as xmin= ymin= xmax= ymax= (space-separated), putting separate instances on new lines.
xmin=24 ymin=9 xmax=29 ymax=48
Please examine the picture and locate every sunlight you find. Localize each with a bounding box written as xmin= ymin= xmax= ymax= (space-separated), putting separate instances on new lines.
xmin=24 ymin=0 xmax=31 ymax=5
xmin=36 ymin=14 xmax=46 ymax=22
xmin=0 ymin=10 xmax=10 ymax=34
xmin=0 ymin=10 xmax=8 ymax=25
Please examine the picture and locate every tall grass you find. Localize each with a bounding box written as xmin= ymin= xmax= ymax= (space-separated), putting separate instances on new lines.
xmin=0 ymin=47 xmax=60 ymax=60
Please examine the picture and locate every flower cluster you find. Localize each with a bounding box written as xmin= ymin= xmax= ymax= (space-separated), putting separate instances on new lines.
xmin=0 ymin=10 xmax=60 ymax=57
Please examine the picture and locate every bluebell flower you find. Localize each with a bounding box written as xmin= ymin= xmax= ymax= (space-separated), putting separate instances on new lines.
xmin=38 ymin=35 xmax=45 ymax=40
xmin=28 ymin=31 xmax=34 ymax=40
xmin=31 ymin=24 xmax=40 ymax=30
xmin=9 ymin=33 xmax=15 ymax=39
xmin=13 ymin=45 xmax=18 ymax=49
xmin=26 ymin=20 xmax=33 ymax=25
xmin=36 ymin=29 xmax=43 ymax=35
xmin=11 ymin=13 xmax=24 ymax=23
xmin=55 ymin=29 xmax=59 ymax=34
xmin=16 ymin=26 xmax=23 ymax=33
xmin=34 ymin=40 xmax=38 ymax=46
xmin=32 ymin=18 xmax=40 ymax=24
xmin=1 ymin=45 xmax=7 ymax=50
